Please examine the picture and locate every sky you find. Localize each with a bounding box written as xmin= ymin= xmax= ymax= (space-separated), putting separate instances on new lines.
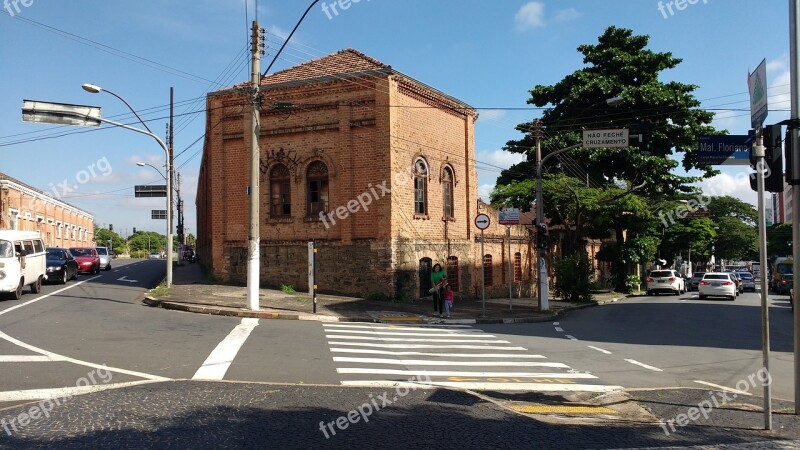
xmin=0 ymin=0 xmax=793 ymax=238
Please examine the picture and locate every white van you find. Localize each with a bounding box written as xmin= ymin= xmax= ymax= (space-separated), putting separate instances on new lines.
xmin=0 ymin=230 xmax=46 ymax=300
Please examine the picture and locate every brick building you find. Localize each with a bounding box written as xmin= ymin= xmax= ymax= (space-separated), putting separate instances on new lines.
xmin=0 ymin=172 xmax=94 ymax=247
xmin=197 ymin=49 xmax=534 ymax=299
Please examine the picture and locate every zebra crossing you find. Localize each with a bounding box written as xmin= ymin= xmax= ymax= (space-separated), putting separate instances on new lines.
xmin=323 ymin=323 xmax=623 ymax=392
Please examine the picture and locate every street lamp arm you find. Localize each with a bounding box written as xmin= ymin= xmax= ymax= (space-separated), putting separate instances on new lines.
xmin=97 ymin=117 xmax=168 ymax=156
xmin=97 ymin=88 xmax=155 ymax=136
xmin=536 ymin=144 xmax=583 ymax=178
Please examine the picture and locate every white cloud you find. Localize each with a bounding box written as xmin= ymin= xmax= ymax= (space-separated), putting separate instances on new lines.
xmin=695 ymin=170 xmax=759 ymax=207
xmin=553 ymin=7 xmax=582 ymax=22
xmin=767 ymin=55 xmax=791 ymax=112
xmin=478 ymin=109 xmax=507 ymax=122
xmin=515 ymin=2 xmax=545 ymax=31
xmin=478 ymin=184 xmax=494 ymax=202
xmin=477 ymin=148 xmax=527 ymax=169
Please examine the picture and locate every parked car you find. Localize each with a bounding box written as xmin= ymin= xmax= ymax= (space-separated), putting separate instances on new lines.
xmin=95 ymin=246 xmax=112 ymax=271
xmin=149 ymin=252 xmax=162 ymax=260
xmin=646 ymin=269 xmax=686 ymax=296
xmin=738 ymin=271 xmax=756 ymax=292
xmin=777 ymin=273 xmax=794 ymax=295
xmin=689 ymin=272 xmax=706 ymax=291
xmin=70 ymin=247 xmax=101 ymax=274
xmin=45 ymin=247 xmax=78 ymax=284
xmin=728 ymin=271 xmax=744 ymax=293
xmin=698 ymin=272 xmax=737 ymax=300
xmin=0 ymin=231 xmax=46 ymax=300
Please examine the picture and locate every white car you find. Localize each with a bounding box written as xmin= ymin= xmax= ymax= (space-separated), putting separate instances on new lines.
xmin=698 ymin=272 xmax=737 ymax=300
xmin=95 ymin=246 xmax=112 ymax=271
xmin=646 ymin=269 xmax=685 ymax=296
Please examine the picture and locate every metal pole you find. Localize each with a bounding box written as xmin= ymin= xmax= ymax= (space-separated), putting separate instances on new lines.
xmin=313 ymin=241 xmax=317 ymax=314
xmin=481 ymin=229 xmax=486 ymax=318
xmin=247 ymin=21 xmax=262 ymax=311
xmin=508 ymin=225 xmax=513 ymax=310
xmin=790 ymin=0 xmax=800 ymax=414
xmin=755 ymin=131 xmax=773 ymax=430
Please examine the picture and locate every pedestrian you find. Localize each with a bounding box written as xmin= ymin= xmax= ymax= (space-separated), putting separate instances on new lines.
xmin=430 ymin=263 xmax=447 ymax=315
xmin=442 ymin=283 xmax=455 ymax=319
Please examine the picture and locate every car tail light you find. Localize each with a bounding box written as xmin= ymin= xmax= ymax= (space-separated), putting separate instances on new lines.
xmin=646 ymin=277 xmax=653 ymax=282
xmin=699 ymin=281 xmax=709 ymax=286
xmin=781 ymin=280 xmax=788 ymax=285
xmin=669 ymin=277 xmax=676 ymax=282
xmin=722 ymin=281 xmax=733 ymax=286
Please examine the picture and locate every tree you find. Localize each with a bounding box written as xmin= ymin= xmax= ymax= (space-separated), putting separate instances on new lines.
xmin=94 ymin=227 xmax=126 ymax=254
xmin=659 ymin=217 xmax=717 ymax=268
xmin=768 ymin=223 xmax=793 ymax=257
xmin=128 ymin=231 xmax=165 ymax=257
xmin=713 ymin=217 xmax=758 ymax=261
xmin=706 ymin=196 xmax=757 ymax=227
xmin=186 ymin=233 xmax=197 ymax=248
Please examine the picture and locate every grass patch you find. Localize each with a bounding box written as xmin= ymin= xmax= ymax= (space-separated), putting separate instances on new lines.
xmin=280 ymin=284 xmax=296 ymax=294
xmin=149 ymin=281 xmax=170 ymax=298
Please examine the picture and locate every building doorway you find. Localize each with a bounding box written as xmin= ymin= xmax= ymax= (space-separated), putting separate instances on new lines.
xmin=419 ymin=257 xmax=432 ymax=299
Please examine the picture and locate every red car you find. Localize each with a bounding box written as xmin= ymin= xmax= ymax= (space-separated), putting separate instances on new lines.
xmin=69 ymin=247 xmax=101 ymax=274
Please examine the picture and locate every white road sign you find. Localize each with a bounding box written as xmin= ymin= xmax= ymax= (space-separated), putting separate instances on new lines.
xmin=475 ymin=213 xmax=491 ymax=230
xmin=749 ymin=59 xmax=768 ymax=128
xmin=582 ymin=129 xmax=629 ymax=148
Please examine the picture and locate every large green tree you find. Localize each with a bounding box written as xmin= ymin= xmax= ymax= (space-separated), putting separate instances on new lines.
xmin=94 ymin=226 xmax=126 ymax=253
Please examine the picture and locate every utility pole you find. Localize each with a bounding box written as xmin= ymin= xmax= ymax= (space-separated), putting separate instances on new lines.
xmin=170 ymin=88 xmax=180 ymax=265
xmin=534 ymin=119 xmax=548 ymax=311
xmin=790 ymin=0 xmax=800 ymax=415
xmin=247 ymin=21 xmax=264 ymax=311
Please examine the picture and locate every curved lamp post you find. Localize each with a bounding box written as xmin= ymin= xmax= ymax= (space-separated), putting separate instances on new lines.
xmin=83 ymin=84 xmax=173 ymax=288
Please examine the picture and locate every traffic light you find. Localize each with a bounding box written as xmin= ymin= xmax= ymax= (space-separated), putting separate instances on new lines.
xmin=536 ymin=223 xmax=548 ymax=250
xmin=132 ymin=227 xmax=137 ymax=234
xmin=638 ymin=120 xmax=653 ymax=156
xmin=109 ymin=224 xmax=113 ymax=232
xmin=763 ymin=124 xmax=784 ymax=193
xmin=786 ymin=125 xmax=800 ymax=185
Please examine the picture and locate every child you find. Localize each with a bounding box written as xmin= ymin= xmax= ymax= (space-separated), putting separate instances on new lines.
xmin=442 ymin=284 xmax=455 ymax=318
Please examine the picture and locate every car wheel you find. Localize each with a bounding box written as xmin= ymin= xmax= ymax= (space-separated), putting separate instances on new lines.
xmin=728 ymin=295 xmax=736 ymax=301
xmin=61 ymin=269 xmax=68 ymax=285
xmin=11 ymin=278 xmax=23 ymax=300
xmin=699 ymin=295 xmax=707 ymax=300
xmin=646 ymin=291 xmax=653 ymax=296
xmin=30 ymin=276 xmax=42 ymax=294
xmin=106 ymin=264 xmax=111 ymax=271
xmin=71 ymin=268 xmax=78 ymax=280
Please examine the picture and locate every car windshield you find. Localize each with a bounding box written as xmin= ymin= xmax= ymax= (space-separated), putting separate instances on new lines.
xmin=704 ymin=274 xmax=730 ymax=280
xmin=47 ymin=249 xmax=64 ymax=259
xmin=650 ymin=271 xmax=672 ymax=277
xmin=71 ymin=249 xmax=93 ymax=257
xmin=785 ymin=274 xmax=793 ymax=280
xmin=740 ymin=273 xmax=753 ymax=280
xmin=96 ymin=248 xmax=108 ymax=255
xmin=777 ymin=263 xmax=793 ymax=275
xmin=0 ymin=240 xmax=12 ymax=258
xmin=692 ymin=272 xmax=705 ymax=278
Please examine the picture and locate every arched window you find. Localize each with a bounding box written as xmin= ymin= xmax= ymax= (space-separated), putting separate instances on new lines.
xmin=442 ymin=166 xmax=454 ymax=219
xmin=414 ymin=159 xmax=428 ymax=215
xmin=514 ymin=252 xmax=522 ymax=282
xmin=447 ymin=256 xmax=459 ymax=291
xmin=269 ymin=164 xmax=291 ymax=218
xmin=483 ymin=254 xmax=493 ymax=287
xmin=307 ymin=161 xmax=329 ymax=216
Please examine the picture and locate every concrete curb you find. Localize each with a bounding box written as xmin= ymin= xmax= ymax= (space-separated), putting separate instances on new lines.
xmin=143 ymin=295 xmax=624 ymax=324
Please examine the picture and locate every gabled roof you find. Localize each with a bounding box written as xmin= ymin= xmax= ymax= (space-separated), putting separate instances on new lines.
xmin=261 ymin=48 xmax=390 ymax=85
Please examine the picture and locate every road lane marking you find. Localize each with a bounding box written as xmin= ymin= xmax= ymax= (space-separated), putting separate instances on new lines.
xmin=341 ymin=380 xmax=623 ymax=392
xmin=625 ymin=359 xmax=663 ymax=372
xmin=323 ymin=324 xmax=478 ymax=332
xmin=0 ymin=276 xmax=102 ymax=318
xmin=336 ymin=368 xmax=597 ymax=378
xmin=324 ymin=330 xmax=495 ymax=338
xmin=326 ymin=335 xmax=510 ymax=343
xmin=565 ymin=335 xmax=578 ymax=341
xmin=0 ymin=330 xmax=169 ymax=381
xmin=552 ymin=322 xmax=559 ymax=326
xmin=332 ymin=357 xmax=568 ymax=367
xmin=587 ymin=346 xmax=612 ymax=355
xmin=693 ymin=380 xmax=753 ymax=396
xmin=328 ymin=342 xmax=526 ymax=350
xmin=554 ymin=327 xmax=564 ymax=333
xmin=193 ymin=318 xmax=259 ymax=380
xmin=0 ymin=381 xmax=161 ymax=402
xmin=329 ymin=349 xmax=544 ymax=358
xmin=0 ymin=355 xmax=67 ymax=362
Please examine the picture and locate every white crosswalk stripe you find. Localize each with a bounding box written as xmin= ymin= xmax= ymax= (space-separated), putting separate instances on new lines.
xmin=323 ymin=323 xmax=623 ymax=393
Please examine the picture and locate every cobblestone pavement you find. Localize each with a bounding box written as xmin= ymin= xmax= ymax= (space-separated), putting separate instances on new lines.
xmin=0 ymin=381 xmax=798 ymax=449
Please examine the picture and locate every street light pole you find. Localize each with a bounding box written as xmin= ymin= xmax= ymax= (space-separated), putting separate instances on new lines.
xmin=82 ymin=84 xmax=173 ymax=288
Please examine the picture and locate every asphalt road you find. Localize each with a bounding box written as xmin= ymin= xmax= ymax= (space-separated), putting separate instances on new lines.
xmin=2 ymin=263 xmax=800 ymax=448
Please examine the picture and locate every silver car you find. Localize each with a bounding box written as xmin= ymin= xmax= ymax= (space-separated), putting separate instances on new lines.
xmin=738 ymin=271 xmax=756 ymax=292
xmin=698 ymin=272 xmax=737 ymax=300
xmin=95 ymin=246 xmax=112 ymax=271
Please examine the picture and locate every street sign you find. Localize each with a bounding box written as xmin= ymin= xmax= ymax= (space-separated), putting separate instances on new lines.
xmin=22 ymin=100 xmax=102 ymax=127
xmin=135 ymin=185 xmax=167 ymax=198
xmin=475 ymin=213 xmax=490 ymax=230
xmin=498 ymin=207 xmax=520 ymax=225
xmin=151 ymin=210 xmax=167 ymax=220
xmin=749 ymin=59 xmax=768 ymax=128
xmin=697 ymin=135 xmax=752 ymax=165
xmin=582 ymin=129 xmax=629 ymax=148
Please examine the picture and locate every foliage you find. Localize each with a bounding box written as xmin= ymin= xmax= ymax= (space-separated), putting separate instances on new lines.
xmin=93 ymin=227 xmax=126 ymax=253
xmin=280 ymin=284 xmax=296 ymax=294
xmin=706 ymin=196 xmax=757 ymax=227
xmin=714 ymin=217 xmax=758 ymax=261
xmin=128 ymin=231 xmax=166 ymax=254
xmin=767 ymin=223 xmax=793 ymax=258
xmin=625 ymin=274 xmax=643 ymax=294
xmin=185 ymin=233 xmax=197 ymax=248
xmin=554 ymin=254 xmax=593 ymax=303
xmin=659 ymin=217 xmax=717 ymax=267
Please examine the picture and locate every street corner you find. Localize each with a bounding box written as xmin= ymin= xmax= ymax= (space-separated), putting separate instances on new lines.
xmin=478 ymin=389 xmax=655 ymax=426
xmin=367 ymin=311 xmax=426 ymax=324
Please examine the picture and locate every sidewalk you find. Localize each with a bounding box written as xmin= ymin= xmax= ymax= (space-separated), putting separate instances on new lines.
xmin=143 ymin=262 xmax=625 ymax=323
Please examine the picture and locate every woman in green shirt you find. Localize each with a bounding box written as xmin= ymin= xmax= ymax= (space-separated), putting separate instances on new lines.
xmin=431 ymin=263 xmax=447 ymax=315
